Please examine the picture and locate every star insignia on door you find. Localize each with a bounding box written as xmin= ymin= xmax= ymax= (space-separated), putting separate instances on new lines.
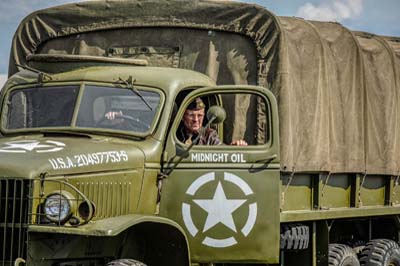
xmin=194 ymin=182 xmax=246 ymax=233
xmin=182 ymin=172 xmax=258 ymax=248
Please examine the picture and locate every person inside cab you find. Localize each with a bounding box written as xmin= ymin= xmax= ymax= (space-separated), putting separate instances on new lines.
xmin=177 ymin=97 xmax=247 ymax=146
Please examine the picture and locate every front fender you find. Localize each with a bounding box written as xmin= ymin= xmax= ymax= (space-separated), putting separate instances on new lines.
xmin=28 ymin=215 xmax=190 ymax=266
xmin=29 ymin=214 xmax=186 ymax=237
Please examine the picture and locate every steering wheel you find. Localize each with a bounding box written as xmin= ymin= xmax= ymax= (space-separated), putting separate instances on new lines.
xmin=96 ymin=113 xmax=150 ymax=131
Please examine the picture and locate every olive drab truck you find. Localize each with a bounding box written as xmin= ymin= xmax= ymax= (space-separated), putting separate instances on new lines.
xmin=1 ymin=1 xmax=400 ymax=266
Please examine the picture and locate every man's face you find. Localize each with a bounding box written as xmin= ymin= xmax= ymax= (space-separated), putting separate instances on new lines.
xmin=182 ymin=108 xmax=205 ymax=134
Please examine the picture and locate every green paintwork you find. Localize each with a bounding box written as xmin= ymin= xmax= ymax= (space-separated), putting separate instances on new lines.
xmin=2 ymin=62 xmax=400 ymax=266
xmin=160 ymin=168 xmax=280 ymax=263
xmin=0 ymin=135 xmax=144 ymax=178
xmin=279 ymin=173 xmax=400 ymax=221
xmin=27 ymin=214 xmax=191 ymax=266
xmin=2 ymin=1 xmax=400 ymax=266
xmin=159 ymin=85 xmax=281 ymax=263
xmin=0 ymin=66 xmax=215 ymax=265
xmin=29 ymin=214 xmax=188 ymax=237
xmin=281 ymin=206 xmax=400 ymax=223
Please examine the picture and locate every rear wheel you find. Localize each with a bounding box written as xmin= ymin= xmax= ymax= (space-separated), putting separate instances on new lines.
xmin=359 ymin=239 xmax=400 ymax=266
xmin=329 ymin=244 xmax=359 ymax=266
xmin=106 ymin=259 xmax=147 ymax=266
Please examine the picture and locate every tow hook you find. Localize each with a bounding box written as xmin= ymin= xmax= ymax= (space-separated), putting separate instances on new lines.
xmin=14 ymin=258 xmax=26 ymax=266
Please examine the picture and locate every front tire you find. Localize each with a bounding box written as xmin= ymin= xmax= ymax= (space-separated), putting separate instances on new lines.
xmin=329 ymin=244 xmax=360 ymax=266
xmin=359 ymin=239 xmax=400 ymax=266
xmin=106 ymin=259 xmax=147 ymax=266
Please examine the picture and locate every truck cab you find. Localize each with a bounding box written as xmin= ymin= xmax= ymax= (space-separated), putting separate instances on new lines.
xmin=0 ymin=55 xmax=280 ymax=266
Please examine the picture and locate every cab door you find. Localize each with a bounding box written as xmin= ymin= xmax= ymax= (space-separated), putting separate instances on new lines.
xmin=159 ymin=86 xmax=280 ymax=264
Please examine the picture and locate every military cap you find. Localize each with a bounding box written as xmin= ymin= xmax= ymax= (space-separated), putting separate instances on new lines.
xmin=187 ymin=97 xmax=205 ymax=110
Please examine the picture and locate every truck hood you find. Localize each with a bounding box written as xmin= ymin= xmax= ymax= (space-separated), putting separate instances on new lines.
xmin=0 ymin=135 xmax=145 ymax=178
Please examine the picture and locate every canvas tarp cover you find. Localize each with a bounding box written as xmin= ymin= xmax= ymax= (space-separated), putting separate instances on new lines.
xmin=8 ymin=0 xmax=400 ymax=175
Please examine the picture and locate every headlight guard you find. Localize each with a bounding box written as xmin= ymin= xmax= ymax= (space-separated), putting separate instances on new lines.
xmin=44 ymin=191 xmax=76 ymax=223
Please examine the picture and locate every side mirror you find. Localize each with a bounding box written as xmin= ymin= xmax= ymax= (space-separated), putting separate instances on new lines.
xmin=207 ymin=105 xmax=226 ymax=124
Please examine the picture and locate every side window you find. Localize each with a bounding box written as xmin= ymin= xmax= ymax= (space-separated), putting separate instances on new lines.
xmin=176 ymin=92 xmax=270 ymax=146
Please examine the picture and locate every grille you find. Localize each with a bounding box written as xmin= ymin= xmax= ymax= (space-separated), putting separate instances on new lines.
xmin=0 ymin=179 xmax=31 ymax=266
xmin=76 ymin=181 xmax=133 ymax=219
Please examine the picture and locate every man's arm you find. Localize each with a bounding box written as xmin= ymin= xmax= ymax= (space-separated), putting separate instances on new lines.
xmin=203 ymin=129 xmax=247 ymax=146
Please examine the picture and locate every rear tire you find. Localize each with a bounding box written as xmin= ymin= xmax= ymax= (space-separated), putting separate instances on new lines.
xmin=328 ymin=244 xmax=359 ymax=266
xmin=106 ymin=259 xmax=147 ymax=266
xmin=359 ymin=239 xmax=400 ymax=266
xmin=280 ymin=223 xmax=309 ymax=250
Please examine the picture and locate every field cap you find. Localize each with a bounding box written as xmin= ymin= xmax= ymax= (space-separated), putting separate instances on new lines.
xmin=187 ymin=97 xmax=205 ymax=110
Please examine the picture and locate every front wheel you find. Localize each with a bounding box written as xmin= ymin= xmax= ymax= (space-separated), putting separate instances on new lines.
xmin=329 ymin=244 xmax=360 ymax=266
xmin=106 ymin=259 xmax=147 ymax=266
xmin=359 ymin=239 xmax=400 ymax=266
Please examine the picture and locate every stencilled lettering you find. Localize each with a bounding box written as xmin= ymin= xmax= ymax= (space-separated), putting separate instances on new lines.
xmin=191 ymin=153 xmax=246 ymax=163
xmin=48 ymin=150 xmax=128 ymax=170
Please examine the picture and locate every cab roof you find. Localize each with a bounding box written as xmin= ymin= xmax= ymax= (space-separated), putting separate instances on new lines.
xmin=7 ymin=65 xmax=215 ymax=98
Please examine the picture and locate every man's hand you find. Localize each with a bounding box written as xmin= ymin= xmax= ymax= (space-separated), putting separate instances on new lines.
xmin=105 ymin=111 xmax=123 ymax=120
xmin=104 ymin=111 xmax=125 ymax=126
xmin=230 ymin=139 xmax=248 ymax=146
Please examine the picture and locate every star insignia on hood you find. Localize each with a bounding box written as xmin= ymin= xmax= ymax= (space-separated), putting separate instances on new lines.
xmin=0 ymin=140 xmax=66 ymax=153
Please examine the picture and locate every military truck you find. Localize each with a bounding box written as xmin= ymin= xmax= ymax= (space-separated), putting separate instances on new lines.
xmin=1 ymin=1 xmax=400 ymax=266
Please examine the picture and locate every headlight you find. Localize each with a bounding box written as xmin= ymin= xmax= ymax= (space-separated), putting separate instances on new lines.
xmin=44 ymin=192 xmax=73 ymax=223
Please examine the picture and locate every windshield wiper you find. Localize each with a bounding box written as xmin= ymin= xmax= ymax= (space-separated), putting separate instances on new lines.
xmin=117 ymin=76 xmax=153 ymax=111
xmin=15 ymin=63 xmax=52 ymax=83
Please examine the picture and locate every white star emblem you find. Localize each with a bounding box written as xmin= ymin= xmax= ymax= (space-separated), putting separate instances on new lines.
xmin=182 ymin=172 xmax=258 ymax=248
xmin=194 ymin=182 xmax=246 ymax=233
xmin=5 ymin=141 xmax=53 ymax=151
xmin=0 ymin=140 xmax=66 ymax=153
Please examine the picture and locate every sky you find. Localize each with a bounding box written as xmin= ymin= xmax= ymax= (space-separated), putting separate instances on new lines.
xmin=0 ymin=0 xmax=399 ymax=87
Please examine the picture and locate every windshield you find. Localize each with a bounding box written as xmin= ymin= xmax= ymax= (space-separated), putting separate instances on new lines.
xmin=4 ymin=85 xmax=161 ymax=134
